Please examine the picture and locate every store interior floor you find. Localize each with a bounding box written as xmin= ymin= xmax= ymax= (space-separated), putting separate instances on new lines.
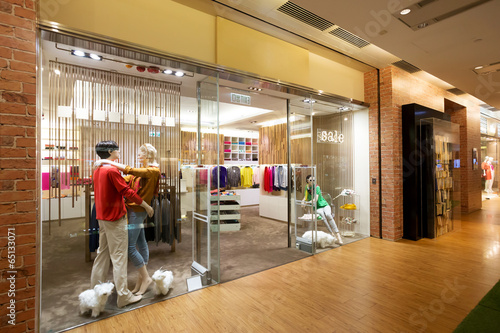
xmin=40 ymin=205 xmax=366 ymax=332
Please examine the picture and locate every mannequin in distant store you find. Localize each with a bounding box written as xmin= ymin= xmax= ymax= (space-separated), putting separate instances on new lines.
xmin=91 ymin=141 xmax=154 ymax=308
xmin=488 ymin=156 xmax=495 ymax=193
xmin=482 ymin=156 xmax=493 ymax=193
xmin=95 ymin=144 xmax=160 ymax=296
xmin=301 ymin=175 xmax=343 ymax=245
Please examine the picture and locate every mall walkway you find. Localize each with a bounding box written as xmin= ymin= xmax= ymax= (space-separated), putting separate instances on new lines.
xmin=69 ymin=199 xmax=500 ymax=333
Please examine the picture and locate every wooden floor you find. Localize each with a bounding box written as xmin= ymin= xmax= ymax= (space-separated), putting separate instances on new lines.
xmin=69 ymin=199 xmax=500 ymax=333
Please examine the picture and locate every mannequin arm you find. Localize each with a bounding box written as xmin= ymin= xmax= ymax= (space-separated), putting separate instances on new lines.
xmin=95 ymin=159 xmax=127 ymax=172
xmin=139 ymin=200 xmax=154 ymax=217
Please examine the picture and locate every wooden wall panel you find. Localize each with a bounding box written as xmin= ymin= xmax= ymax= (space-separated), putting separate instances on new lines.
xmin=181 ymin=131 xmax=223 ymax=165
xmin=259 ymin=124 xmax=287 ymax=165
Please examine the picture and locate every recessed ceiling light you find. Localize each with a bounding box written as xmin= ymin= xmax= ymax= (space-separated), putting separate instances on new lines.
xmin=250 ymin=120 xmax=257 ymax=124
xmin=175 ymin=71 xmax=185 ymax=77
xmin=475 ymin=65 xmax=484 ymax=70
xmin=163 ymin=69 xmax=173 ymax=74
xmin=400 ymin=8 xmax=411 ymax=15
xmin=89 ymin=53 xmax=102 ymax=61
xmin=71 ymin=50 xmax=86 ymax=57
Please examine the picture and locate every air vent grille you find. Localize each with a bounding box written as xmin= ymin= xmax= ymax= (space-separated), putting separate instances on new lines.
xmin=391 ymin=60 xmax=422 ymax=73
xmin=277 ymin=1 xmax=334 ymax=31
xmin=329 ymin=27 xmax=370 ymax=48
xmin=447 ymin=88 xmax=465 ymax=95
xmin=417 ymin=0 xmax=437 ymax=8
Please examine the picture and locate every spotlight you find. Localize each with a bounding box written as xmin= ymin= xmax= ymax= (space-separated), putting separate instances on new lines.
xmin=71 ymin=50 xmax=86 ymax=57
xmin=163 ymin=69 xmax=173 ymax=74
xmin=89 ymin=53 xmax=102 ymax=61
xmin=175 ymin=71 xmax=185 ymax=77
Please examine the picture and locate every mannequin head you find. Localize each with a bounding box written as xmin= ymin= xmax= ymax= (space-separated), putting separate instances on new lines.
xmin=138 ymin=143 xmax=158 ymax=167
xmin=485 ymin=156 xmax=490 ymax=162
xmin=96 ymin=140 xmax=119 ymax=159
xmin=489 ymin=156 xmax=494 ymax=163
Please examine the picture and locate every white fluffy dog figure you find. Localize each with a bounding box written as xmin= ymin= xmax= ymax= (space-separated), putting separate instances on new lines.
xmin=152 ymin=269 xmax=174 ymax=296
xmin=302 ymin=231 xmax=336 ymax=248
xmin=78 ymin=282 xmax=114 ymax=317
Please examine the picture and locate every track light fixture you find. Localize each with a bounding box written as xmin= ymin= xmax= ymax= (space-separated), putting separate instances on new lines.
xmin=70 ymin=50 xmax=102 ymax=61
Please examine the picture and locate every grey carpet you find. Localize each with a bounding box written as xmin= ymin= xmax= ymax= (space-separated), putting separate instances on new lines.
xmin=40 ymin=206 xmax=365 ymax=332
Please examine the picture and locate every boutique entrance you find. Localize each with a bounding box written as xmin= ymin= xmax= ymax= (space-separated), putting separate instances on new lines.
xmin=38 ymin=35 xmax=370 ymax=333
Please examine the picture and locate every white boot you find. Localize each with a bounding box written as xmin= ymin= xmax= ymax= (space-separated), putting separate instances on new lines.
xmin=134 ymin=265 xmax=152 ymax=296
xmin=336 ymin=232 xmax=343 ymax=245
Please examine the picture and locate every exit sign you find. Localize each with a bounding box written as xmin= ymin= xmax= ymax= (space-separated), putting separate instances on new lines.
xmin=230 ymin=93 xmax=251 ymax=105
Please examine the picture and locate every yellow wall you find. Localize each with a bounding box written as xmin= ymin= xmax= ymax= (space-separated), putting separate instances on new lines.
xmin=40 ymin=0 xmax=366 ymax=101
xmin=309 ymin=53 xmax=365 ymax=101
xmin=40 ymin=0 xmax=216 ymax=64
xmin=216 ymin=17 xmax=310 ymax=87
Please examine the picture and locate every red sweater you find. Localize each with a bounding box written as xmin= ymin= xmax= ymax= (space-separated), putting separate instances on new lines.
xmin=93 ymin=165 xmax=143 ymax=221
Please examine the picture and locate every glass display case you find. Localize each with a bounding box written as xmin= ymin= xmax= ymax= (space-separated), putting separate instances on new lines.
xmin=420 ymin=118 xmax=461 ymax=238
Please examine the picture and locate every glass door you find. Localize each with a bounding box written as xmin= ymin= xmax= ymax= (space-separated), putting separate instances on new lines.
xmin=190 ymin=76 xmax=220 ymax=287
xmin=289 ymin=97 xmax=315 ymax=253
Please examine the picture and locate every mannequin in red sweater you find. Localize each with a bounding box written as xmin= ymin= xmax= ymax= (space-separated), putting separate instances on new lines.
xmin=90 ymin=140 xmax=154 ymax=308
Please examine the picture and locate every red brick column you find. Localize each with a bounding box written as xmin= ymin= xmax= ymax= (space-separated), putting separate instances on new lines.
xmin=366 ymin=66 xmax=482 ymax=241
xmin=364 ymin=69 xmax=380 ymax=237
xmin=0 ymin=0 xmax=37 ymax=332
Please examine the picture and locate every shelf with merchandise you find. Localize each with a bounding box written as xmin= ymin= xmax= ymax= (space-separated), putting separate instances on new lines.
xmin=223 ymin=136 xmax=258 ymax=162
xmin=210 ymin=194 xmax=241 ymax=231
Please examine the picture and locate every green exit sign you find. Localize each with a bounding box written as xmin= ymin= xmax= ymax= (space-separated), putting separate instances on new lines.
xmin=230 ymin=93 xmax=251 ymax=105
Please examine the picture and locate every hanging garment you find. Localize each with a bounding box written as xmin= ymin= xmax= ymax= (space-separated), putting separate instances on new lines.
xmin=265 ymin=166 xmax=273 ymax=193
xmin=89 ymin=203 xmax=99 ymax=253
xmin=241 ymin=166 xmax=254 ymax=187
xmin=252 ymin=166 xmax=260 ymax=185
xmin=273 ymin=166 xmax=280 ymax=191
xmin=154 ymin=196 xmax=161 ymax=245
xmin=161 ymin=195 xmax=171 ymax=244
xmin=211 ymin=166 xmax=228 ymax=188
xmin=227 ymin=166 xmax=241 ymax=187
xmin=263 ymin=166 xmax=269 ymax=192
xmin=278 ymin=165 xmax=288 ymax=191
xmin=200 ymin=169 xmax=208 ymax=185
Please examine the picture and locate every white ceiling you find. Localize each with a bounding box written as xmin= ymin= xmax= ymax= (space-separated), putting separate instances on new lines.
xmin=209 ymin=0 xmax=500 ymax=109
xmin=293 ymin=0 xmax=500 ymax=108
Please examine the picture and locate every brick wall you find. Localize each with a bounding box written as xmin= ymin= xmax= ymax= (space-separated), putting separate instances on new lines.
xmin=0 ymin=0 xmax=37 ymax=332
xmin=365 ymin=66 xmax=482 ymax=240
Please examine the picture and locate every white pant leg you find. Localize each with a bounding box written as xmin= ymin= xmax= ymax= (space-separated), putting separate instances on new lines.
xmin=321 ymin=205 xmax=339 ymax=233
xmin=316 ymin=206 xmax=334 ymax=233
xmin=90 ymin=219 xmax=111 ymax=288
xmin=102 ymin=216 xmax=132 ymax=304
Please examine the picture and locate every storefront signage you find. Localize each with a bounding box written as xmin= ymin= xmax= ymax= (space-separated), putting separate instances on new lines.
xmin=317 ymin=128 xmax=344 ymax=144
